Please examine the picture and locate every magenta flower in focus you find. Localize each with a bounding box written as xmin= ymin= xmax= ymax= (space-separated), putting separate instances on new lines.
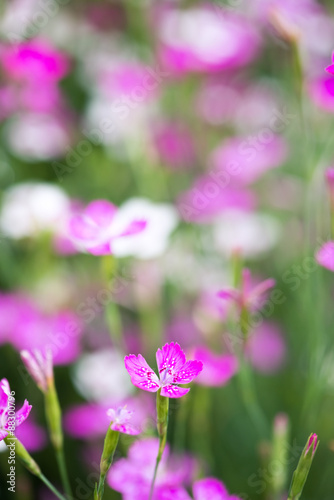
xmin=316 ymin=241 xmax=334 ymax=271
xmin=217 ymin=268 xmax=275 ymax=312
xmin=20 ymin=349 xmax=53 ymax=393
xmin=69 ymin=199 xmax=147 ymax=255
xmin=0 ymin=379 xmax=32 ymax=441
xmin=124 ymin=342 xmax=203 ymax=398
xmin=107 ymin=406 xmax=140 ymax=436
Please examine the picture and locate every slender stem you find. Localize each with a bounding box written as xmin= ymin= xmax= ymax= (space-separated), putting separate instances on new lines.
xmin=149 ymin=436 xmax=165 ymax=500
xmin=95 ymin=473 xmax=107 ymax=500
xmin=56 ymin=447 xmax=72 ymax=499
xmin=39 ymin=473 xmax=67 ymax=500
xmin=237 ymin=351 xmax=269 ymax=438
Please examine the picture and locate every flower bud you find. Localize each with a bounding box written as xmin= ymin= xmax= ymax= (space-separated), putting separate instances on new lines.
xmin=288 ymin=433 xmax=319 ymax=500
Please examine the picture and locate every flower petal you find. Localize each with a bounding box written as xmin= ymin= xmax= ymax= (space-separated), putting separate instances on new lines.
xmin=316 ymin=241 xmax=334 ymax=271
xmin=160 ymin=385 xmax=190 ymax=398
xmin=15 ymin=399 xmax=32 ymax=427
xmin=173 ymin=360 xmax=203 ymax=384
xmin=156 ymin=342 xmax=186 ymax=375
xmin=0 ymin=378 xmax=10 ymax=410
xmin=124 ymin=354 xmax=160 ymax=392
xmin=85 ymin=200 xmax=117 ymax=228
xmin=193 ymin=477 xmax=229 ymax=500
xmin=110 ymin=422 xmax=141 ymax=435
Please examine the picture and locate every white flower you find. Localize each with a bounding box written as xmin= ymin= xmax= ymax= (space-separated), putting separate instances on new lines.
xmin=72 ymin=349 xmax=133 ymax=403
xmin=5 ymin=113 xmax=70 ymax=161
xmin=0 ymin=182 xmax=70 ymax=239
xmin=213 ymin=210 xmax=280 ymax=259
xmin=111 ymin=198 xmax=179 ymax=259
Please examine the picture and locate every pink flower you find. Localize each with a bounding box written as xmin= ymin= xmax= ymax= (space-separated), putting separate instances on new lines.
xmin=246 ymin=322 xmax=286 ymax=374
xmin=12 ymin=310 xmax=82 ymax=365
xmin=209 ymin=135 xmax=288 ymax=185
xmin=153 ymin=121 xmax=196 ymax=170
xmin=326 ymin=54 xmax=334 ymax=75
xmin=178 ymin=182 xmax=255 ymax=224
xmin=64 ymin=397 xmax=153 ymax=439
xmin=192 ymin=347 xmax=238 ymax=387
xmin=157 ymin=6 xmax=261 ymax=74
xmin=0 ymin=379 xmax=32 ymax=441
xmin=160 ymin=477 xmax=242 ymax=500
xmin=107 ymin=406 xmax=140 ymax=435
xmin=68 ymin=199 xmax=147 ymax=255
xmin=124 ymin=342 xmax=203 ymax=398
xmin=316 ymin=241 xmax=334 ymax=271
xmin=217 ymin=268 xmax=275 ymax=312
xmin=20 ymin=349 xmax=53 ymax=393
xmin=0 ymin=39 xmax=70 ymax=83
xmin=107 ymin=437 xmax=196 ymax=499
xmin=193 ymin=478 xmax=242 ymax=500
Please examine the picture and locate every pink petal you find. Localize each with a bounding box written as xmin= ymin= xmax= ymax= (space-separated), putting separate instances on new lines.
xmin=15 ymin=400 xmax=32 ymax=427
xmin=119 ymin=219 xmax=147 ymax=237
xmin=160 ymin=385 xmax=190 ymax=398
xmin=250 ymin=278 xmax=276 ymax=300
xmin=193 ymin=477 xmax=228 ymax=500
xmin=316 ymin=241 xmax=334 ymax=271
xmin=0 ymin=378 xmax=10 ymax=409
xmin=216 ymin=289 xmax=239 ymax=302
xmin=84 ymin=200 xmax=117 ymax=228
xmin=156 ymin=342 xmax=186 ymax=375
xmin=173 ymin=360 xmax=203 ymax=384
xmin=326 ymin=64 xmax=334 ymax=75
xmin=193 ymin=347 xmax=238 ymax=387
xmin=159 ymin=487 xmax=192 ymax=500
xmin=124 ymin=354 xmax=160 ymax=392
xmin=69 ymin=215 xmax=100 ymax=241
xmin=110 ymin=422 xmax=141 ymax=435
xmin=87 ymin=241 xmax=112 ymax=255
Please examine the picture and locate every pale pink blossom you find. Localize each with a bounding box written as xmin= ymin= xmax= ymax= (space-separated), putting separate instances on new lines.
xmin=157 ymin=5 xmax=261 ymax=74
xmin=217 ymin=269 xmax=275 ymax=312
xmin=68 ymin=199 xmax=147 ymax=256
xmin=20 ymin=349 xmax=53 ymax=393
xmin=107 ymin=406 xmax=140 ymax=435
xmin=246 ymin=322 xmax=286 ymax=373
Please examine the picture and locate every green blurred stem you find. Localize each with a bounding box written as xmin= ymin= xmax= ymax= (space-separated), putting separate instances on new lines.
xmin=237 ymin=352 xmax=269 ymax=438
xmin=55 ymin=447 xmax=72 ymax=499
xmin=39 ymin=473 xmax=67 ymax=500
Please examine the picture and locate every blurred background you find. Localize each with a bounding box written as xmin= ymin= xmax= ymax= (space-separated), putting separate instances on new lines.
xmin=1 ymin=0 xmax=334 ymax=499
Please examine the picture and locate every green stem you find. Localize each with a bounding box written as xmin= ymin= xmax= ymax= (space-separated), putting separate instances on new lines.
xmin=95 ymin=428 xmax=120 ymax=500
xmin=149 ymin=391 xmax=169 ymax=500
xmin=39 ymin=473 xmax=68 ymax=500
xmin=237 ymin=347 xmax=269 ymax=438
xmin=56 ymin=447 xmax=73 ymax=499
